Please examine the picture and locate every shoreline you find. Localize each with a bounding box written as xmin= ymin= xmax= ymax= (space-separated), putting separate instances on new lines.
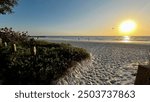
xmin=37 ymin=38 xmax=150 ymax=45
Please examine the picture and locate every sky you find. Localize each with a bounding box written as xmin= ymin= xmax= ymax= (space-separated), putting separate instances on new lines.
xmin=0 ymin=0 xmax=150 ymax=36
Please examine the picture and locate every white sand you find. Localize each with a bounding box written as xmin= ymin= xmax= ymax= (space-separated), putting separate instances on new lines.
xmin=52 ymin=41 xmax=150 ymax=85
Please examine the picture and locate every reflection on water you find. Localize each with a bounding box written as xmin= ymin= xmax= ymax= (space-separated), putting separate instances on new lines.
xmin=122 ymin=36 xmax=130 ymax=42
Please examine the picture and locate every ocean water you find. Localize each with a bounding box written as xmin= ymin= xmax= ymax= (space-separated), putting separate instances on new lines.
xmin=33 ymin=36 xmax=150 ymax=43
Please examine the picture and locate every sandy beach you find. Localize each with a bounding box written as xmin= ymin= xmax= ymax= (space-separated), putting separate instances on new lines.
xmin=52 ymin=41 xmax=150 ymax=85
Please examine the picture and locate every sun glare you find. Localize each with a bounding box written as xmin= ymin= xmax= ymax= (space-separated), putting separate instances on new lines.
xmin=122 ymin=36 xmax=130 ymax=42
xmin=119 ymin=20 xmax=136 ymax=34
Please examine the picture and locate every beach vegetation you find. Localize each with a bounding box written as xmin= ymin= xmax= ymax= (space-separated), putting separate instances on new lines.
xmin=0 ymin=27 xmax=90 ymax=84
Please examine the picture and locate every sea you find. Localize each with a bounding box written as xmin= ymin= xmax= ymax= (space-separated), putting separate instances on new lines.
xmin=32 ymin=36 xmax=150 ymax=44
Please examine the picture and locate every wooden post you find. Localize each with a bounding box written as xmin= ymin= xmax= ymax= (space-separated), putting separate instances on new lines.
xmin=0 ymin=38 xmax=2 ymax=44
xmin=4 ymin=42 xmax=7 ymax=47
xmin=33 ymin=46 xmax=36 ymax=55
xmin=31 ymin=46 xmax=36 ymax=55
xmin=13 ymin=44 xmax=17 ymax=52
xmin=134 ymin=65 xmax=150 ymax=85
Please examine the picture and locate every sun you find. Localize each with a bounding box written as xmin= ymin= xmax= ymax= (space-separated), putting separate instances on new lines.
xmin=119 ymin=20 xmax=136 ymax=34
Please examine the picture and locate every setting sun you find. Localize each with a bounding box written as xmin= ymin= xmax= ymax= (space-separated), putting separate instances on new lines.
xmin=119 ymin=20 xmax=137 ymax=34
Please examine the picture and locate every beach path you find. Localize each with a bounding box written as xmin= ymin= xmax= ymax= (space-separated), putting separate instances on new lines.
xmin=55 ymin=41 xmax=150 ymax=85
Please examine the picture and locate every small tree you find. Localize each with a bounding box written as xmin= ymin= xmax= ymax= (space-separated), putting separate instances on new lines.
xmin=0 ymin=0 xmax=19 ymax=14
xmin=0 ymin=27 xmax=29 ymax=45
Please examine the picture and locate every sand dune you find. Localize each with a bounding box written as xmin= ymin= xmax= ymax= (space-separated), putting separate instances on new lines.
xmin=53 ymin=41 xmax=150 ymax=85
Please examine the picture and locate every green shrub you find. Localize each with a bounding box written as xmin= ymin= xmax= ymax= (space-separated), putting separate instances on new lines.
xmin=0 ymin=40 xmax=90 ymax=84
xmin=0 ymin=27 xmax=29 ymax=46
